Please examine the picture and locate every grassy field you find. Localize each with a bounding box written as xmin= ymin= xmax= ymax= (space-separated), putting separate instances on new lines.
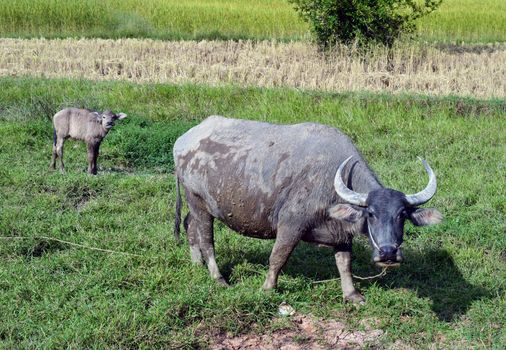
xmin=0 ymin=0 xmax=504 ymax=43
xmin=419 ymin=0 xmax=506 ymax=43
xmin=0 ymin=77 xmax=505 ymax=348
xmin=0 ymin=0 xmax=306 ymax=41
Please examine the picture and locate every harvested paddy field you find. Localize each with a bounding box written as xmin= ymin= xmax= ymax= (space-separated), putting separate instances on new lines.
xmin=1 ymin=38 xmax=505 ymax=99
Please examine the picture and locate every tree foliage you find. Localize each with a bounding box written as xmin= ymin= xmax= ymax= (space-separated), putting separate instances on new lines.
xmin=289 ymin=0 xmax=443 ymax=48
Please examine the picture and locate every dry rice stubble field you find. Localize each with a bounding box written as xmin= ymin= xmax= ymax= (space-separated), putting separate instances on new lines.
xmin=0 ymin=38 xmax=505 ymax=99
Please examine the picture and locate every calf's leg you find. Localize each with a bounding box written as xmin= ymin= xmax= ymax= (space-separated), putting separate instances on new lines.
xmin=334 ymin=243 xmax=364 ymax=303
xmin=50 ymin=143 xmax=57 ymax=170
xmin=87 ymin=143 xmax=99 ymax=175
xmin=93 ymin=143 xmax=100 ymax=174
xmin=55 ymin=138 xmax=65 ymax=173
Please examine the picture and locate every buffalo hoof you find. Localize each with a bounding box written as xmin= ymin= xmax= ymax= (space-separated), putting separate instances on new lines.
xmin=344 ymin=291 xmax=365 ymax=304
xmin=216 ymin=277 xmax=229 ymax=287
xmin=261 ymin=280 xmax=276 ymax=291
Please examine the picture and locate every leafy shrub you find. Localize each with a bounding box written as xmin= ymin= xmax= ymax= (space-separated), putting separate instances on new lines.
xmin=289 ymin=0 xmax=443 ymax=48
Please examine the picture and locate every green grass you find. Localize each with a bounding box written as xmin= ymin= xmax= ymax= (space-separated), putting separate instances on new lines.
xmin=0 ymin=0 xmax=306 ymax=41
xmin=419 ymin=0 xmax=506 ymax=43
xmin=0 ymin=77 xmax=505 ymax=348
xmin=0 ymin=0 xmax=504 ymax=43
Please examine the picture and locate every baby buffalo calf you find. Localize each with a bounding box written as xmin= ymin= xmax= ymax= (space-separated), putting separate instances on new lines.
xmin=51 ymin=108 xmax=127 ymax=174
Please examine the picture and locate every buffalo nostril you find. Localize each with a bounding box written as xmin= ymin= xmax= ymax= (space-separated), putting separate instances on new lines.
xmin=379 ymin=246 xmax=398 ymax=261
xmin=379 ymin=245 xmax=396 ymax=254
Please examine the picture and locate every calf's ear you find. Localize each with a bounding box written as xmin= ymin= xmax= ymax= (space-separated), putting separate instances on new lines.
xmin=408 ymin=208 xmax=443 ymax=226
xmin=328 ymin=204 xmax=365 ymax=222
xmin=117 ymin=113 xmax=127 ymax=120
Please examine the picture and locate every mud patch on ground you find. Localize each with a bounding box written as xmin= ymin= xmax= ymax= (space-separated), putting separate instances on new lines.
xmin=209 ymin=313 xmax=383 ymax=350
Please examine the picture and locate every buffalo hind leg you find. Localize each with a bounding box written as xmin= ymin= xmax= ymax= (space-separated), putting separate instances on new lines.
xmin=334 ymin=243 xmax=364 ymax=304
xmin=184 ymin=213 xmax=203 ymax=265
xmin=55 ymin=138 xmax=65 ymax=173
xmin=186 ymin=193 xmax=227 ymax=286
xmin=197 ymin=214 xmax=228 ymax=286
xmin=50 ymin=143 xmax=57 ymax=170
xmin=262 ymin=222 xmax=303 ymax=290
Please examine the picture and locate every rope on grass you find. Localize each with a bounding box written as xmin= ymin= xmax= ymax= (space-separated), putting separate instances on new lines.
xmin=1 ymin=236 xmax=390 ymax=280
xmin=312 ymin=266 xmax=389 ymax=284
xmin=0 ymin=235 xmax=143 ymax=258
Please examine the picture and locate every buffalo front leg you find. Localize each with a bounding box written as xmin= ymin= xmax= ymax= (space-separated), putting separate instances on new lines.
xmin=334 ymin=244 xmax=364 ymax=303
xmin=262 ymin=223 xmax=302 ymax=291
xmin=87 ymin=143 xmax=99 ymax=175
xmin=93 ymin=144 xmax=99 ymax=174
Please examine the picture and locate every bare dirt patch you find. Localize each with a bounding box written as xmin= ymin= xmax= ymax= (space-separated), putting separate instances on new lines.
xmin=209 ymin=313 xmax=383 ymax=350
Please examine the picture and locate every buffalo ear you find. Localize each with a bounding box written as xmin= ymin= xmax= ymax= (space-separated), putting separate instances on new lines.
xmin=408 ymin=208 xmax=443 ymax=226
xmin=117 ymin=113 xmax=127 ymax=120
xmin=328 ymin=204 xmax=365 ymax=223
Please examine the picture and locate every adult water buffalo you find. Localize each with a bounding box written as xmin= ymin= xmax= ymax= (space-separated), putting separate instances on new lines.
xmin=173 ymin=116 xmax=442 ymax=302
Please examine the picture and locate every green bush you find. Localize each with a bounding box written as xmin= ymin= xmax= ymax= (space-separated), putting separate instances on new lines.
xmin=289 ymin=0 xmax=443 ymax=48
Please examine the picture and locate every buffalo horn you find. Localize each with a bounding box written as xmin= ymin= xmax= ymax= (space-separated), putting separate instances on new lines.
xmin=334 ymin=156 xmax=368 ymax=206
xmin=405 ymin=158 xmax=437 ymax=206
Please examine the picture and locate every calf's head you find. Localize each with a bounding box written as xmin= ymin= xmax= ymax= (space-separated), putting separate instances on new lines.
xmin=329 ymin=157 xmax=443 ymax=267
xmin=99 ymin=110 xmax=127 ymax=130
